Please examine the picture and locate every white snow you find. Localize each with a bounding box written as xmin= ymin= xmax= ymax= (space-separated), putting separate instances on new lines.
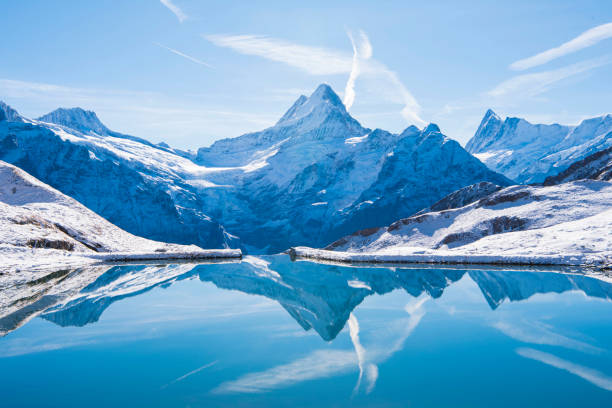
xmin=345 ymin=133 xmax=370 ymax=145
xmin=0 ymin=161 xmax=241 ymax=272
xmin=466 ymin=112 xmax=612 ymax=183
xmin=298 ymin=180 xmax=612 ymax=267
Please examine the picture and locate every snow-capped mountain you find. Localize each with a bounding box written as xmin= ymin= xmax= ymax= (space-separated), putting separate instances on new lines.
xmin=195 ymin=84 xmax=511 ymax=252
xmin=317 ymin=151 xmax=612 ymax=267
xmin=466 ymin=110 xmax=612 ymax=183
xmin=0 ymin=160 xmax=218 ymax=269
xmin=0 ymin=105 xmax=237 ymax=250
xmin=0 ymin=84 xmax=511 ymax=253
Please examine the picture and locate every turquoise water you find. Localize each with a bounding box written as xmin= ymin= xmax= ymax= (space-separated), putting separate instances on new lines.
xmin=1 ymin=256 xmax=612 ymax=407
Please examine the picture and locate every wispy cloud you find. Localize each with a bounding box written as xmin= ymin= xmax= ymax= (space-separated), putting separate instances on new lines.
xmin=517 ymin=348 xmax=612 ymax=391
xmin=204 ymin=33 xmax=425 ymax=126
xmin=344 ymin=30 xmax=372 ymax=110
xmin=160 ymin=0 xmax=187 ymax=23
xmin=488 ymin=56 xmax=611 ymax=99
xmin=510 ymin=22 xmax=612 ymax=71
xmin=493 ymin=320 xmax=601 ymax=353
xmin=211 ymin=349 xmax=357 ymax=394
xmin=205 ymin=34 xmax=352 ymax=75
xmin=154 ymin=42 xmax=212 ymax=68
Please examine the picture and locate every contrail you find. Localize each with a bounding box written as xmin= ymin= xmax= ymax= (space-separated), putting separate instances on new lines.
xmin=343 ymin=30 xmax=373 ymax=110
xmin=154 ymin=42 xmax=213 ymax=68
xmin=160 ymin=0 xmax=187 ymax=23
xmin=161 ymin=360 xmax=218 ymax=389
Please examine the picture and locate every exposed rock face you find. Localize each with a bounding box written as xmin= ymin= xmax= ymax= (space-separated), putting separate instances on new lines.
xmin=466 ymin=109 xmax=612 ymax=184
xmin=419 ymin=181 xmax=502 ymax=214
xmin=543 ymin=146 xmax=612 ymax=185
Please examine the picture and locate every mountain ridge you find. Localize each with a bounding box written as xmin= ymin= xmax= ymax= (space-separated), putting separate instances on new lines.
xmin=0 ymin=85 xmax=511 ymax=253
xmin=466 ymin=109 xmax=612 ymax=183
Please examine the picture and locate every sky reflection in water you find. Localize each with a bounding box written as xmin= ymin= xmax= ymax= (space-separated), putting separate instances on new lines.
xmin=1 ymin=255 xmax=612 ymax=407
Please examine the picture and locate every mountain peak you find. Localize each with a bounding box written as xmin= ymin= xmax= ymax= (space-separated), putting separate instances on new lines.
xmin=465 ymin=109 xmax=504 ymax=153
xmin=423 ymin=123 xmax=441 ymax=135
xmin=483 ymin=108 xmax=499 ymax=121
xmin=37 ymin=107 xmax=111 ymax=135
xmin=0 ymin=101 xmax=24 ymax=123
xmin=276 ymin=83 xmax=350 ymax=127
xmin=310 ymin=83 xmax=343 ymax=106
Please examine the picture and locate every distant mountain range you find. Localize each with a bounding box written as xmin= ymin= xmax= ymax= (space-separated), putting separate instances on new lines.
xmin=466 ymin=109 xmax=612 ymax=184
xmin=0 ymin=84 xmax=511 ymax=253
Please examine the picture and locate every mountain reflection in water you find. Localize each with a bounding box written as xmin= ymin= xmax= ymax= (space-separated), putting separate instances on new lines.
xmin=2 ymin=255 xmax=611 ymax=340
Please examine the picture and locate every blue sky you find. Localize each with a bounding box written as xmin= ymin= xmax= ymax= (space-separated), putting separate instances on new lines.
xmin=1 ymin=0 xmax=611 ymax=148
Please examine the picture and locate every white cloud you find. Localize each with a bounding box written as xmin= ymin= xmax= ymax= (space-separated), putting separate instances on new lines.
xmin=510 ymin=22 xmax=612 ymax=71
xmin=344 ymin=30 xmax=373 ymax=110
xmin=154 ymin=43 xmax=212 ymax=68
xmin=517 ymin=348 xmax=612 ymax=391
xmin=205 ymin=32 xmax=425 ymax=126
xmin=160 ymin=0 xmax=187 ymax=23
xmin=493 ymin=320 xmax=601 ymax=353
xmin=211 ymin=349 xmax=358 ymax=394
xmin=488 ymin=56 xmax=611 ymax=99
xmin=205 ymin=34 xmax=352 ymax=75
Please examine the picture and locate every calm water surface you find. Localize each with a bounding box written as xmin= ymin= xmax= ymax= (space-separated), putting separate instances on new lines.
xmin=1 ymin=255 xmax=612 ymax=407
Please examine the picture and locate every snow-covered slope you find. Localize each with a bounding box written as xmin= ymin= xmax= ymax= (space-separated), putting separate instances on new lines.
xmin=466 ymin=110 xmax=612 ymax=183
xmin=318 ymin=179 xmax=612 ymax=266
xmin=1 ymin=85 xmax=510 ymax=253
xmin=0 ymin=105 xmax=237 ymax=250
xmin=543 ymin=146 xmax=612 ymax=185
xmin=0 ymin=161 xmax=240 ymax=270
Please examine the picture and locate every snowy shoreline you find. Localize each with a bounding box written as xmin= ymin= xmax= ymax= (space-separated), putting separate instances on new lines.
xmin=86 ymin=249 xmax=242 ymax=262
xmin=0 ymin=247 xmax=242 ymax=274
xmin=288 ymin=247 xmax=611 ymax=269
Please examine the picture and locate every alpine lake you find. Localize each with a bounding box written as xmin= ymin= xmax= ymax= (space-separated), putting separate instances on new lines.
xmin=1 ymin=255 xmax=612 ymax=407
